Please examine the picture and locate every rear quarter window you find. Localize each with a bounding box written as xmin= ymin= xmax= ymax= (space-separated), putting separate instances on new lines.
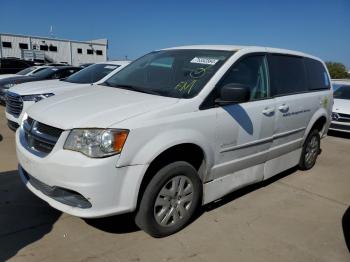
xmin=304 ymin=58 xmax=330 ymax=90
xmin=268 ymin=54 xmax=308 ymax=96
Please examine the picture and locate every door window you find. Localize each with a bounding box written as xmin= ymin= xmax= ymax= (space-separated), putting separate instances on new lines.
xmin=51 ymin=69 xmax=72 ymax=79
xmin=268 ymin=55 xmax=307 ymax=96
xmin=218 ymin=55 xmax=270 ymax=101
xmin=304 ymin=58 xmax=330 ymax=90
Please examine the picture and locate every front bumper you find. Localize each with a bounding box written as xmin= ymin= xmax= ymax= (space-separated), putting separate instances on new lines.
xmin=16 ymin=128 xmax=148 ymax=218
xmin=329 ymin=121 xmax=350 ymax=133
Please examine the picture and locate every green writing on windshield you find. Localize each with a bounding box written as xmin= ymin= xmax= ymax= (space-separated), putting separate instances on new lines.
xmin=175 ymin=79 xmax=198 ymax=94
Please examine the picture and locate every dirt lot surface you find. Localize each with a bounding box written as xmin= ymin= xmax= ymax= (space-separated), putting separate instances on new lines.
xmin=0 ymin=105 xmax=349 ymax=262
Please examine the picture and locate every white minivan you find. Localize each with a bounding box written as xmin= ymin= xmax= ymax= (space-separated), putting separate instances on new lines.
xmin=6 ymin=61 xmax=129 ymax=130
xmin=16 ymin=46 xmax=332 ymax=237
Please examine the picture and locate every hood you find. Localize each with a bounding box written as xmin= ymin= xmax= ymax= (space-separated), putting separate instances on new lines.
xmin=0 ymin=75 xmax=35 ymax=86
xmin=333 ymin=99 xmax=350 ymax=114
xmin=27 ymin=85 xmax=179 ymax=129
xmin=9 ymin=79 xmax=84 ymax=95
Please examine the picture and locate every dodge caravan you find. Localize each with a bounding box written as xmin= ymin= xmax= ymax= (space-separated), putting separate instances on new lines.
xmin=16 ymin=46 xmax=332 ymax=237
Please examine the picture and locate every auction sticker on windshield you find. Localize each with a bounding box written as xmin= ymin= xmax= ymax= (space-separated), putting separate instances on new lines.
xmin=190 ymin=57 xmax=219 ymax=65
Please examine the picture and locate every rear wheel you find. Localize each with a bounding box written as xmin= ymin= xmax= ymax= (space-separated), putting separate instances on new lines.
xmin=135 ymin=161 xmax=202 ymax=237
xmin=299 ymin=129 xmax=320 ymax=170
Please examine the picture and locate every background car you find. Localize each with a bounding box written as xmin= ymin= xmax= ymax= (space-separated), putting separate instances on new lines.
xmin=332 ymin=79 xmax=350 ymax=91
xmin=0 ymin=65 xmax=50 ymax=80
xmin=0 ymin=58 xmax=35 ymax=74
xmin=330 ymin=82 xmax=350 ymax=133
xmin=0 ymin=66 xmax=82 ymax=104
xmin=5 ymin=61 xmax=130 ymax=130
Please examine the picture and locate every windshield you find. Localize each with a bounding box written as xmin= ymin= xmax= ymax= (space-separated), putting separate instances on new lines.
xmin=104 ymin=49 xmax=234 ymax=98
xmin=333 ymin=85 xmax=350 ymax=100
xmin=31 ymin=67 xmax=59 ymax=79
xmin=65 ymin=63 xmax=119 ymax=84
xmin=16 ymin=66 xmax=36 ymax=75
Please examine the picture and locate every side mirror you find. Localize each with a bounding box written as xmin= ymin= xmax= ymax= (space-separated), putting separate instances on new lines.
xmin=215 ymin=83 xmax=250 ymax=105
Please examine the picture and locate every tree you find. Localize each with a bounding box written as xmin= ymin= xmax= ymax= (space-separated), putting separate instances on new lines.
xmin=325 ymin=61 xmax=349 ymax=79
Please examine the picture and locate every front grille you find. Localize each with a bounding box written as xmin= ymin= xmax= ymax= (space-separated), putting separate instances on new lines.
xmin=22 ymin=117 xmax=63 ymax=155
xmin=337 ymin=113 xmax=350 ymax=123
xmin=6 ymin=92 xmax=23 ymax=117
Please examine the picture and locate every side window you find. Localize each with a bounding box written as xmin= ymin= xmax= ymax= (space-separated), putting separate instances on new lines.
xmin=51 ymin=72 xmax=61 ymax=79
xmin=40 ymin=45 xmax=48 ymax=51
xmin=19 ymin=43 xmax=29 ymax=49
xmin=218 ymin=55 xmax=270 ymax=100
xmin=304 ymin=58 xmax=330 ymax=90
xmin=2 ymin=42 xmax=12 ymax=48
xmin=50 ymin=69 xmax=67 ymax=79
xmin=57 ymin=69 xmax=70 ymax=79
xmin=58 ymin=69 xmax=79 ymax=79
xmin=268 ymin=54 xmax=307 ymax=96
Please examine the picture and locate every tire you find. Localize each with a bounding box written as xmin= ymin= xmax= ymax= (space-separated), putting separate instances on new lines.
xmin=299 ymin=129 xmax=321 ymax=170
xmin=135 ymin=161 xmax=202 ymax=238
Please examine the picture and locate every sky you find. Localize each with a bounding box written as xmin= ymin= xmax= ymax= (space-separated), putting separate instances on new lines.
xmin=1 ymin=0 xmax=349 ymax=68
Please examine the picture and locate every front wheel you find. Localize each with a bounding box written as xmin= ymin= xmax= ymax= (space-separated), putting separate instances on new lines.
xmin=135 ymin=161 xmax=202 ymax=237
xmin=299 ymin=129 xmax=321 ymax=170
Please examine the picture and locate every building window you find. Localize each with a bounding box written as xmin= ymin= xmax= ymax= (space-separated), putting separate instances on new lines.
xmin=87 ymin=49 xmax=94 ymax=55
xmin=96 ymin=50 xmax=103 ymax=56
xmin=2 ymin=42 xmax=12 ymax=48
xmin=19 ymin=43 xmax=29 ymax=49
xmin=40 ymin=45 xmax=49 ymax=51
xmin=49 ymin=45 xmax=58 ymax=52
xmin=77 ymin=48 xmax=82 ymax=54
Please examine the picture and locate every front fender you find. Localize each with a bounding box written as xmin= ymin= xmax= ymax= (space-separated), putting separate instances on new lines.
xmin=118 ymin=128 xmax=215 ymax=179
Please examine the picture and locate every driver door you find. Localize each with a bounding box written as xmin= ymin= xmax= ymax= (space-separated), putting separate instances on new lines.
xmin=210 ymin=54 xmax=276 ymax=187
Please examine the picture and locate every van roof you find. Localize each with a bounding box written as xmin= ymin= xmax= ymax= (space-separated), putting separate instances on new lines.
xmin=162 ymin=45 xmax=322 ymax=62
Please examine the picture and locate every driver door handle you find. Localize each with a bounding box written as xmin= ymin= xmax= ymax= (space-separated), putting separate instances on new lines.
xmin=262 ymin=107 xmax=275 ymax=116
xmin=278 ymin=104 xmax=289 ymax=112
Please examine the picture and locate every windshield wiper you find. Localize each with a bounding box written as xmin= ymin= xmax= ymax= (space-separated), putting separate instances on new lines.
xmin=103 ymin=82 xmax=162 ymax=95
xmin=101 ymin=81 xmax=113 ymax=87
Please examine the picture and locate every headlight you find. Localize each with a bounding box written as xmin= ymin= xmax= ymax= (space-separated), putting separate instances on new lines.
xmin=22 ymin=93 xmax=55 ymax=102
xmin=3 ymin=83 xmax=15 ymax=89
xmin=64 ymin=129 xmax=129 ymax=158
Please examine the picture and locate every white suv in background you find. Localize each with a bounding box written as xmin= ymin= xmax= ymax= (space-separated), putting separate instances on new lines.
xmin=16 ymin=46 xmax=332 ymax=237
xmin=5 ymin=61 xmax=130 ymax=130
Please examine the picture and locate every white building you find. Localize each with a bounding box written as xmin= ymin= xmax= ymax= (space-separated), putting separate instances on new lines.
xmin=0 ymin=33 xmax=108 ymax=66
